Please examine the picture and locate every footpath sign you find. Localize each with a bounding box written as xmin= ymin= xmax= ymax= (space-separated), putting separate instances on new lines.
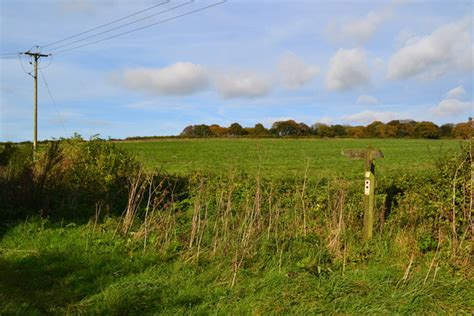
xmin=342 ymin=146 xmax=383 ymax=240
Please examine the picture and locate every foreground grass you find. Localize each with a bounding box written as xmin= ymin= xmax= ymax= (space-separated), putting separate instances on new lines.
xmin=117 ymin=138 xmax=462 ymax=179
xmin=1 ymin=219 xmax=472 ymax=314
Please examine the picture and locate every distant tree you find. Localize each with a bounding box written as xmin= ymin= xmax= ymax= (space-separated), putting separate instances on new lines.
xmin=209 ymin=124 xmax=227 ymax=137
xmin=270 ymin=120 xmax=301 ymax=136
xmin=244 ymin=127 xmax=255 ymax=135
xmin=387 ymin=120 xmax=416 ymax=138
xmin=180 ymin=124 xmax=211 ymax=137
xmin=331 ymin=124 xmax=347 ymax=137
xmin=311 ymin=123 xmax=324 ymax=135
xmin=377 ymin=123 xmax=397 ymax=138
xmin=313 ymin=123 xmax=334 ymax=137
xmin=453 ymin=122 xmax=473 ymax=139
xmin=228 ymin=123 xmax=246 ymax=136
xmin=365 ymin=121 xmax=384 ymax=138
xmin=253 ymin=123 xmax=269 ymax=136
xmin=439 ymin=123 xmax=454 ymax=138
xmin=195 ymin=124 xmax=211 ymax=137
xmin=414 ymin=121 xmax=440 ymax=139
xmin=180 ymin=125 xmax=195 ymax=137
xmin=346 ymin=126 xmax=365 ymax=138
xmin=298 ymin=123 xmax=312 ymax=136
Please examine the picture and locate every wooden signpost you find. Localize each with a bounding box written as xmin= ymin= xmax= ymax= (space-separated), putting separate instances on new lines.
xmin=342 ymin=146 xmax=383 ymax=240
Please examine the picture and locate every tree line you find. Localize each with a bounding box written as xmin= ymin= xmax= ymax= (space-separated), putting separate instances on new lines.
xmin=178 ymin=119 xmax=472 ymax=139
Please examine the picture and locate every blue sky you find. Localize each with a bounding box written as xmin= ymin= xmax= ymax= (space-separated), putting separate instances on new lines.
xmin=0 ymin=0 xmax=472 ymax=141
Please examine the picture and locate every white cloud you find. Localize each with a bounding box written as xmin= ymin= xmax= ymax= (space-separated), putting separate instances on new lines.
xmin=430 ymin=99 xmax=472 ymax=117
xmin=343 ymin=110 xmax=403 ymax=124
xmin=278 ymin=53 xmax=320 ymax=89
xmin=388 ymin=18 xmax=473 ymax=80
xmin=356 ymin=94 xmax=379 ymax=105
xmin=446 ymin=85 xmax=466 ymax=99
xmin=327 ymin=8 xmax=391 ymax=44
xmin=214 ymin=71 xmax=272 ymax=99
xmin=326 ymin=48 xmax=370 ymax=91
xmin=120 ymin=62 xmax=209 ymax=95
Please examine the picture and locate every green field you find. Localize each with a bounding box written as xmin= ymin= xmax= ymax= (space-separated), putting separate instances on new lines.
xmin=1 ymin=138 xmax=472 ymax=314
xmin=118 ymin=138 xmax=463 ymax=178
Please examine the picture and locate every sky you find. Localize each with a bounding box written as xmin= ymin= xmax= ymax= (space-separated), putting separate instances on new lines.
xmin=0 ymin=0 xmax=473 ymax=141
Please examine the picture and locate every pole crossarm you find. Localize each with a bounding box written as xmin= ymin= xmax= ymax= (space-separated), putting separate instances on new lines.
xmin=23 ymin=52 xmax=50 ymax=58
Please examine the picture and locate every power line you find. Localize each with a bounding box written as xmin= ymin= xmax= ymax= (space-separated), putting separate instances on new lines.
xmin=39 ymin=68 xmax=68 ymax=137
xmin=18 ymin=53 xmax=33 ymax=77
xmin=0 ymin=52 xmax=19 ymax=56
xmin=39 ymin=54 xmax=54 ymax=70
xmin=48 ymin=0 xmax=193 ymax=52
xmin=52 ymin=0 xmax=226 ymax=55
xmin=41 ymin=0 xmax=171 ymax=49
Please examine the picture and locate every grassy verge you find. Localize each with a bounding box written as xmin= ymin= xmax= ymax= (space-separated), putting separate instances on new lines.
xmin=1 ymin=218 xmax=472 ymax=314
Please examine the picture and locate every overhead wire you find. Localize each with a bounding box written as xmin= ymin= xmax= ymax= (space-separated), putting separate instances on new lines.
xmin=51 ymin=0 xmax=227 ymax=56
xmin=0 ymin=52 xmax=20 ymax=56
xmin=47 ymin=0 xmax=193 ymax=52
xmin=41 ymin=0 xmax=171 ymax=49
xmin=17 ymin=53 xmax=33 ymax=77
xmin=39 ymin=68 xmax=68 ymax=137
xmin=39 ymin=54 xmax=54 ymax=70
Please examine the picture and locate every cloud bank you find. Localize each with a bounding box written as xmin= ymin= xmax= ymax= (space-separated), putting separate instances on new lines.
xmin=326 ymin=48 xmax=370 ymax=91
xmin=278 ymin=53 xmax=320 ymax=89
xmin=214 ymin=71 xmax=273 ymax=99
xmin=120 ymin=62 xmax=210 ymax=96
xmin=327 ymin=8 xmax=392 ymax=44
xmin=343 ymin=110 xmax=402 ymax=124
xmin=388 ymin=18 xmax=473 ymax=80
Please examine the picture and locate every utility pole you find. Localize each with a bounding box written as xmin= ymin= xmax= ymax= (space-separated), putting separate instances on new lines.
xmin=23 ymin=51 xmax=50 ymax=152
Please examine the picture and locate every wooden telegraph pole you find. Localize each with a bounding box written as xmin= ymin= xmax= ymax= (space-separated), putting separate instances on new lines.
xmin=343 ymin=146 xmax=383 ymax=240
xmin=23 ymin=51 xmax=50 ymax=152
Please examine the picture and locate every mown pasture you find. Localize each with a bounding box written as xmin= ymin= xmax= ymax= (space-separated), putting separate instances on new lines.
xmin=117 ymin=138 xmax=463 ymax=178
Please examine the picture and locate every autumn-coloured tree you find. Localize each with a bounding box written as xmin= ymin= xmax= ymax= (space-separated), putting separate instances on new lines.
xmin=209 ymin=124 xmax=227 ymax=137
xmin=453 ymin=121 xmax=473 ymax=139
xmin=365 ymin=121 xmax=384 ymax=138
xmin=346 ymin=126 xmax=365 ymax=138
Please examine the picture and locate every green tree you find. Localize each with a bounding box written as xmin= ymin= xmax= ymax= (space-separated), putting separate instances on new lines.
xmin=440 ymin=123 xmax=454 ymax=138
xmin=313 ymin=123 xmax=334 ymax=137
xmin=271 ymin=120 xmax=301 ymax=136
xmin=414 ymin=121 xmax=440 ymax=139
xmin=253 ymin=123 xmax=269 ymax=136
xmin=331 ymin=124 xmax=347 ymax=137
xmin=228 ymin=123 xmax=246 ymax=136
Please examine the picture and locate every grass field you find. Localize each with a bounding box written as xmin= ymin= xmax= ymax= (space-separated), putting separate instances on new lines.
xmin=117 ymin=138 xmax=463 ymax=179
xmin=1 ymin=138 xmax=472 ymax=314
